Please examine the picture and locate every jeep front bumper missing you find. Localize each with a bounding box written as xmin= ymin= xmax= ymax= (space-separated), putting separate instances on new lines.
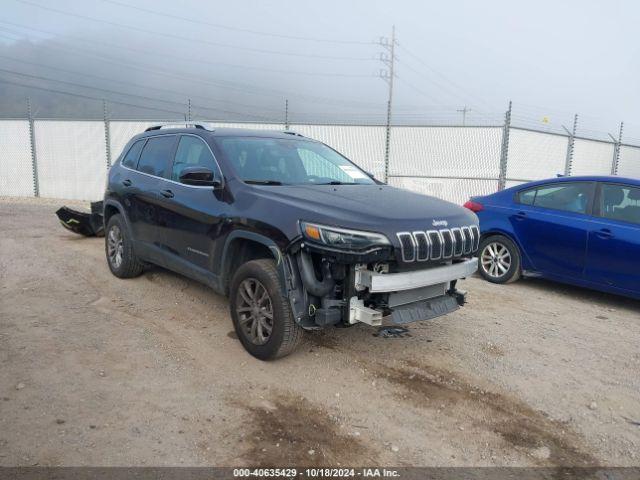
xmin=355 ymin=258 xmax=477 ymax=292
xmin=348 ymin=258 xmax=477 ymax=327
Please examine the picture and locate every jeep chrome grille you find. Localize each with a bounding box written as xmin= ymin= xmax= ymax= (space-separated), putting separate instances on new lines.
xmin=397 ymin=225 xmax=480 ymax=262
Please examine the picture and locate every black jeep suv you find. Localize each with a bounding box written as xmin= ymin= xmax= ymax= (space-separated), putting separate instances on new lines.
xmin=104 ymin=123 xmax=479 ymax=359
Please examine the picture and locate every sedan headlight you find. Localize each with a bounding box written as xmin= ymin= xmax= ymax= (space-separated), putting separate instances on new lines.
xmin=300 ymin=221 xmax=390 ymax=250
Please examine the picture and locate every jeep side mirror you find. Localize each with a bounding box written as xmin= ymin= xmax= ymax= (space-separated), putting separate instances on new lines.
xmin=179 ymin=167 xmax=221 ymax=188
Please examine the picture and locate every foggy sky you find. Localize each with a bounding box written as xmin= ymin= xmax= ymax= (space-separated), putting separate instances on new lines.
xmin=1 ymin=0 xmax=638 ymax=139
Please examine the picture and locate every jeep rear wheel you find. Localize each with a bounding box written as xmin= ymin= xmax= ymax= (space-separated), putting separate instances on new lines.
xmin=229 ymin=259 xmax=303 ymax=360
xmin=478 ymin=234 xmax=521 ymax=284
xmin=105 ymin=214 xmax=144 ymax=278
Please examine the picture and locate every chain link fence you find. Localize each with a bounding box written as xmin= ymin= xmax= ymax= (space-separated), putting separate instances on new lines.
xmin=0 ymin=120 xmax=33 ymax=197
xmin=1 ymin=113 xmax=639 ymax=203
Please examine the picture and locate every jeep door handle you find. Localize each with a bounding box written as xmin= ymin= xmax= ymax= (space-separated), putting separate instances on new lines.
xmin=596 ymin=228 xmax=613 ymax=240
xmin=122 ymin=179 xmax=132 ymax=187
xmin=160 ymin=189 xmax=174 ymax=199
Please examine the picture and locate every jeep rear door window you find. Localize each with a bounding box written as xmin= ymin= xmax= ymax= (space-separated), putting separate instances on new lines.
xmin=121 ymin=139 xmax=145 ymax=169
xmin=598 ymin=183 xmax=640 ymax=225
xmin=217 ymin=137 xmax=375 ymax=185
xmin=136 ymin=135 xmax=176 ymax=178
xmin=172 ymin=136 xmax=218 ymax=182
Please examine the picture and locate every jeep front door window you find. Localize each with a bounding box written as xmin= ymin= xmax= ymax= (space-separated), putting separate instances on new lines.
xmin=171 ymin=135 xmax=220 ymax=182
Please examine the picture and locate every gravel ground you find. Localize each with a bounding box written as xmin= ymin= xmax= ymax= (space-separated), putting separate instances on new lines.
xmin=0 ymin=197 xmax=639 ymax=467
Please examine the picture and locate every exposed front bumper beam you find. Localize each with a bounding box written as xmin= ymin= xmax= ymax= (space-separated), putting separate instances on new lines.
xmin=355 ymin=258 xmax=477 ymax=293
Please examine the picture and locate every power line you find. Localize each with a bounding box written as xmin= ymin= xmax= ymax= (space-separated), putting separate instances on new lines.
xmin=0 ymin=68 xmax=272 ymax=120
xmin=0 ymin=22 xmax=383 ymax=109
xmin=0 ymin=52 xmax=287 ymax=115
xmin=11 ymin=0 xmax=374 ymax=61
xmin=0 ymin=20 xmax=371 ymax=79
xmin=0 ymin=78 xmax=186 ymax=116
xmin=97 ymin=0 xmax=373 ymax=45
xmin=396 ymin=76 xmax=442 ymax=105
xmin=395 ymin=43 xmax=495 ymax=112
xmin=396 ymin=57 xmax=471 ymax=107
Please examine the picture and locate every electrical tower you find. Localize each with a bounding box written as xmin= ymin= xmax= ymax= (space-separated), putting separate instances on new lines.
xmin=378 ymin=26 xmax=396 ymax=183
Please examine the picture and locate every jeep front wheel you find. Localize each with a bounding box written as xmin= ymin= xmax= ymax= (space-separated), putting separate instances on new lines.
xmin=229 ymin=259 xmax=303 ymax=360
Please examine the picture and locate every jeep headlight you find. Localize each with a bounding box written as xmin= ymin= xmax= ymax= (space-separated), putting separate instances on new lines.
xmin=300 ymin=221 xmax=390 ymax=250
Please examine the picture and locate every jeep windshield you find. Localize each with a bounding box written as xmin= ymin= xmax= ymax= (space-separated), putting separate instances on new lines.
xmin=217 ymin=137 xmax=376 ymax=186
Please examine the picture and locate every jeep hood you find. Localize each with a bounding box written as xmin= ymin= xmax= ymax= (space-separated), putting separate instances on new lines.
xmin=246 ymin=184 xmax=478 ymax=236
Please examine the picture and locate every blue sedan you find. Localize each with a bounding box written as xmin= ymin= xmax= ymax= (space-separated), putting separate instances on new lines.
xmin=464 ymin=176 xmax=640 ymax=300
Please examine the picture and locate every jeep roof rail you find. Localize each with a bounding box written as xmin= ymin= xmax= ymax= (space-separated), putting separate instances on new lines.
xmin=282 ymin=130 xmax=305 ymax=137
xmin=145 ymin=122 xmax=213 ymax=132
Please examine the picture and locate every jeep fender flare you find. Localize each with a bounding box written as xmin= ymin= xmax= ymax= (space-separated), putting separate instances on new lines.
xmin=220 ymin=230 xmax=311 ymax=326
xmin=103 ymin=199 xmax=135 ymax=242
xmin=221 ymin=230 xmax=287 ymax=293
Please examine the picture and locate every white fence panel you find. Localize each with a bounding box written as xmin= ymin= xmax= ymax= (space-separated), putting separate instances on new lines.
xmin=3 ymin=120 xmax=640 ymax=203
xmin=0 ymin=120 xmax=33 ymax=197
xmin=571 ymin=138 xmax=615 ymax=176
xmin=289 ymin=124 xmax=386 ymax=179
xmin=388 ymin=177 xmax=498 ymax=205
xmin=504 ymin=180 xmax=528 ymax=190
xmin=209 ymin=122 xmax=284 ymax=130
xmin=35 ymin=121 xmax=107 ymax=201
xmin=617 ymin=145 xmax=640 ymax=178
xmin=109 ymin=121 xmax=156 ymax=162
xmin=389 ymin=126 xmax=502 ymax=179
xmin=507 ymin=128 xmax=568 ymax=181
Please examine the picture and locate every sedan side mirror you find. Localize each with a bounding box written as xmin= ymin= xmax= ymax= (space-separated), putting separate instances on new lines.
xmin=179 ymin=167 xmax=222 ymax=188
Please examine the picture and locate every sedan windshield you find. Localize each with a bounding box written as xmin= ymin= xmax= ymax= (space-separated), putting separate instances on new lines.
xmin=217 ymin=137 xmax=376 ymax=185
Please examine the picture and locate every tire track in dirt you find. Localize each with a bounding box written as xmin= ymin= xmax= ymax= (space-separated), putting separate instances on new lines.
xmin=374 ymin=359 xmax=599 ymax=468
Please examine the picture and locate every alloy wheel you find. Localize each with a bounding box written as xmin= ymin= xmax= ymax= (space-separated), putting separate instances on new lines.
xmin=480 ymin=242 xmax=511 ymax=279
xmin=107 ymin=225 xmax=124 ymax=269
xmin=235 ymin=278 xmax=274 ymax=346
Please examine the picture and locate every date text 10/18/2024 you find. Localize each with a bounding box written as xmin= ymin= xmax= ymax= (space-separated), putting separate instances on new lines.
xmin=233 ymin=468 xmax=401 ymax=478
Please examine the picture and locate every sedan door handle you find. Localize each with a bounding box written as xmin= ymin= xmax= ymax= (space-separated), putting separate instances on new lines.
xmin=160 ymin=189 xmax=174 ymax=199
xmin=514 ymin=211 xmax=527 ymax=221
xmin=596 ymin=228 xmax=613 ymax=240
xmin=122 ymin=179 xmax=132 ymax=187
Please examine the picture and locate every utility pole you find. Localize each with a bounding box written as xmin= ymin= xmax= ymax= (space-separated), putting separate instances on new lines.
xmin=284 ymin=99 xmax=289 ymax=130
xmin=457 ymin=105 xmax=471 ymax=126
xmin=187 ymin=98 xmax=192 ymax=122
xmin=378 ymin=25 xmax=396 ymax=183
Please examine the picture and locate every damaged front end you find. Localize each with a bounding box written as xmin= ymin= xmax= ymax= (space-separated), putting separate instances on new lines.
xmin=283 ymin=221 xmax=478 ymax=329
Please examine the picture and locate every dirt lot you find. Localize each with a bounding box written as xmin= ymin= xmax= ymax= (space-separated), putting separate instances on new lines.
xmin=1 ymin=197 xmax=639 ymax=467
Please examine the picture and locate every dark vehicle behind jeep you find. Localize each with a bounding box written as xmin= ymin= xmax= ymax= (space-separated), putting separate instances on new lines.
xmin=104 ymin=124 xmax=479 ymax=359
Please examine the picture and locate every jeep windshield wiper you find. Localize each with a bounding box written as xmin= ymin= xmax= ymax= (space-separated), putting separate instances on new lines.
xmin=316 ymin=181 xmax=358 ymax=185
xmin=244 ymin=179 xmax=285 ymax=185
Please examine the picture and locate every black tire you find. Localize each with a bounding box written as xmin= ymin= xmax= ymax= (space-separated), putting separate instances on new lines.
xmin=229 ymin=259 xmax=303 ymax=360
xmin=478 ymin=234 xmax=521 ymax=284
xmin=105 ymin=214 xmax=144 ymax=279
